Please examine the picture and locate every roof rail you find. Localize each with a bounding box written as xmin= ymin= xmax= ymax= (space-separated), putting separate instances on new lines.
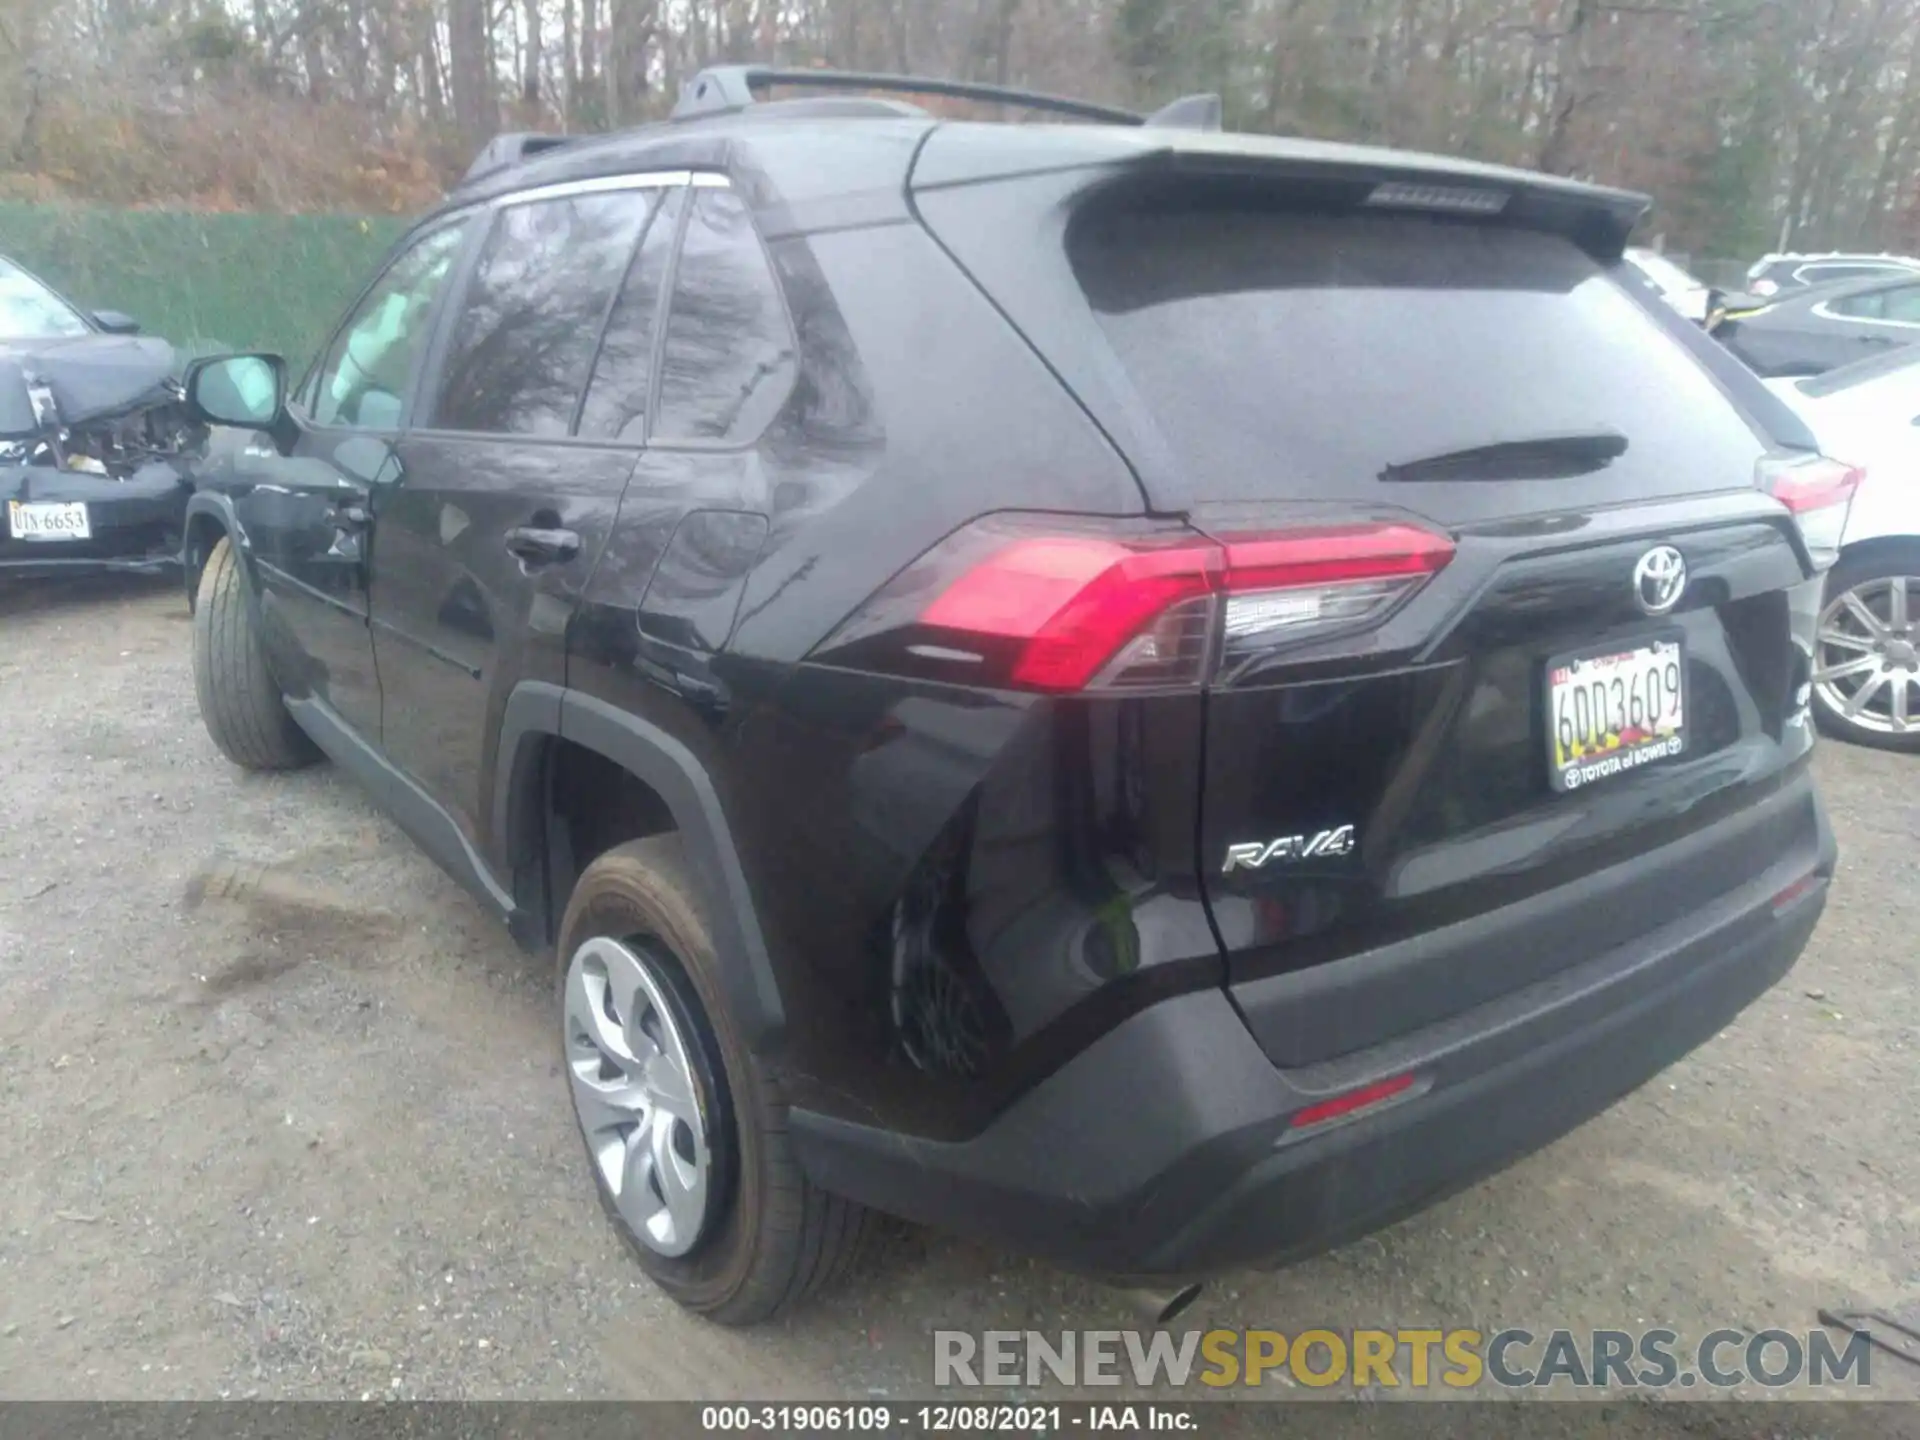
xmin=670 ymin=65 xmax=1218 ymax=129
xmin=460 ymin=131 xmax=575 ymax=186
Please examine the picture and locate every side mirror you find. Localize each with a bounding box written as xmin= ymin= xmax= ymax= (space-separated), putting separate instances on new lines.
xmin=90 ymin=310 xmax=141 ymax=335
xmin=184 ymin=353 xmax=287 ymax=429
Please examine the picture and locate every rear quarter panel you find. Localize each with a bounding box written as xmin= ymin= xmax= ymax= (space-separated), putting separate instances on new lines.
xmin=565 ymin=213 xmax=1172 ymax=1138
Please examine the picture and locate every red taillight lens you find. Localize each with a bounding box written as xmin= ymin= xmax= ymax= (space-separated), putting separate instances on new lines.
xmin=813 ymin=516 xmax=1455 ymax=693
xmin=921 ymin=537 xmax=1217 ymax=691
xmin=1217 ymin=525 xmax=1455 ymax=676
xmin=1759 ymin=454 xmax=1861 ymax=572
xmin=1223 ymin=524 xmax=1457 ymax=590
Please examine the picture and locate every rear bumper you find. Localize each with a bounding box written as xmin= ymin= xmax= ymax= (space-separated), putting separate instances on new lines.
xmin=1 ymin=461 xmax=188 ymax=576
xmin=791 ymin=775 xmax=1835 ymax=1280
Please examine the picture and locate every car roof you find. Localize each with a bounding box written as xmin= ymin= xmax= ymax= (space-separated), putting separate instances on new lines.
xmin=1772 ymin=270 xmax=1920 ymax=308
xmin=1753 ymin=251 xmax=1920 ymax=270
xmin=420 ymin=65 xmax=1649 ymax=247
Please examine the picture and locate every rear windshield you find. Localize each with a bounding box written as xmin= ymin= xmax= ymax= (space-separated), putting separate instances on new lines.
xmin=1069 ymin=207 xmax=1769 ymax=521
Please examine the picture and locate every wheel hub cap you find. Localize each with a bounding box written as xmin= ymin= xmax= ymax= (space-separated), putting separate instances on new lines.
xmin=563 ymin=936 xmax=712 ymax=1257
xmin=1814 ymin=575 xmax=1920 ymax=735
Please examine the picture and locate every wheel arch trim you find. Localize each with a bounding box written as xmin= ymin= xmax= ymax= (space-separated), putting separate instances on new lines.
xmin=181 ymin=491 xmax=269 ymax=625
xmin=495 ymin=681 xmax=786 ymax=1049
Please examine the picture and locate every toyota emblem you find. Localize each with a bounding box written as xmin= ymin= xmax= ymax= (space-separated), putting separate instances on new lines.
xmin=1633 ymin=545 xmax=1687 ymax=616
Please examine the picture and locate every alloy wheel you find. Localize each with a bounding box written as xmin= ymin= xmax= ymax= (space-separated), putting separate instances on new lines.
xmin=1814 ymin=574 xmax=1920 ymax=737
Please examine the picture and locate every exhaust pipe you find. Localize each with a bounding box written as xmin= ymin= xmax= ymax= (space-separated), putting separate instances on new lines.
xmin=1118 ymin=1282 xmax=1204 ymax=1327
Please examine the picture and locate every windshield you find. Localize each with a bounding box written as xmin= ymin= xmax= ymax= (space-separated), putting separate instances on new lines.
xmin=0 ymin=257 xmax=92 ymax=339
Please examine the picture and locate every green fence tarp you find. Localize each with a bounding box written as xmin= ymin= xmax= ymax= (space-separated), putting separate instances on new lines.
xmin=0 ymin=203 xmax=407 ymax=370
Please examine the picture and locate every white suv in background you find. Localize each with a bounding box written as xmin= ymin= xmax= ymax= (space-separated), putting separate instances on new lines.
xmin=1748 ymin=251 xmax=1920 ymax=300
xmin=1767 ymin=348 xmax=1920 ymax=750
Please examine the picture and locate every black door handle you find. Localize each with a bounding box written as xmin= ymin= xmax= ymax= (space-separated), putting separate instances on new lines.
xmin=505 ymin=525 xmax=581 ymax=565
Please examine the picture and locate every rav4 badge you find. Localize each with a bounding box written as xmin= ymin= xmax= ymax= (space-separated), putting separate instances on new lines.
xmin=1221 ymin=824 xmax=1357 ymax=874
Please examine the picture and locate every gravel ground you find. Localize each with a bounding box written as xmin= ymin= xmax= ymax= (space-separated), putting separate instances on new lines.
xmin=0 ymin=574 xmax=1916 ymax=1422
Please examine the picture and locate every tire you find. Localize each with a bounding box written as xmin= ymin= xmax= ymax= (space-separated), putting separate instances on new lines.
xmin=191 ymin=535 xmax=319 ymax=771
xmin=1812 ymin=543 xmax=1920 ymax=753
xmin=556 ymin=836 xmax=874 ymax=1324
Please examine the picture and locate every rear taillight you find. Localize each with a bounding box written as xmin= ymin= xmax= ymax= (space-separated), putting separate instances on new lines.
xmin=812 ymin=516 xmax=1455 ymax=693
xmin=1215 ymin=526 xmax=1454 ymax=677
xmin=1759 ymin=454 xmax=1862 ymax=572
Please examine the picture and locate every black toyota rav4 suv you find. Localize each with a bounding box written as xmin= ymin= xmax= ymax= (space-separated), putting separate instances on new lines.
xmin=179 ymin=67 xmax=1846 ymax=1325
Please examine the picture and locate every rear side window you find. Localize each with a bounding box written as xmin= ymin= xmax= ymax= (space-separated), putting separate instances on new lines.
xmin=1070 ymin=206 xmax=1769 ymax=522
xmin=577 ymin=187 xmax=686 ymax=442
xmin=432 ymin=190 xmax=655 ymax=436
xmin=653 ymin=188 xmax=797 ymax=445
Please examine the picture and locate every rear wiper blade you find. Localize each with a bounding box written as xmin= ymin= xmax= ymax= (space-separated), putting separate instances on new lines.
xmin=1380 ymin=429 xmax=1629 ymax=482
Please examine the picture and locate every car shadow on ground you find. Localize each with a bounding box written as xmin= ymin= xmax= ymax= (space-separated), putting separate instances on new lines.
xmin=0 ymin=570 xmax=181 ymax=618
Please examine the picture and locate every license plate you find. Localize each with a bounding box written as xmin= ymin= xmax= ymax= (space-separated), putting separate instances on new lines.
xmin=7 ymin=500 xmax=90 ymax=541
xmin=1547 ymin=636 xmax=1686 ymax=792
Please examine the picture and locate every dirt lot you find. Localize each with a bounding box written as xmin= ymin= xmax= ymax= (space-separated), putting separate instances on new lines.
xmin=0 ymin=574 xmax=1916 ymax=1417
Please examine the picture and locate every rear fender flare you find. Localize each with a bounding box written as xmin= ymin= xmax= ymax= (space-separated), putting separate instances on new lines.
xmin=495 ymin=682 xmax=786 ymax=1050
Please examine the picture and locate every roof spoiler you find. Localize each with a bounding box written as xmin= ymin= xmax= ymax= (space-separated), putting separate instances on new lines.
xmin=669 ymin=64 xmax=1221 ymax=131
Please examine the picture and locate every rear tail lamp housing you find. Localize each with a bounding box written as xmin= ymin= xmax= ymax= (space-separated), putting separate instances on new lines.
xmin=1759 ymin=453 xmax=1861 ymax=572
xmin=811 ymin=515 xmax=1455 ymax=693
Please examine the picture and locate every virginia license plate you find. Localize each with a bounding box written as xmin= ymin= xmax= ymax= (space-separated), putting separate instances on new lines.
xmin=1547 ymin=636 xmax=1686 ymax=793
xmin=7 ymin=500 xmax=90 ymax=541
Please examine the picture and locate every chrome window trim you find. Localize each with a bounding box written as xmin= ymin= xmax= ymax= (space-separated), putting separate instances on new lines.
xmin=491 ymin=169 xmax=730 ymax=210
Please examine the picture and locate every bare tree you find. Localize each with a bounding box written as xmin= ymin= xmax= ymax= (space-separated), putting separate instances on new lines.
xmin=449 ymin=0 xmax=492 ymax=141
xmin=14 ymin=0 xmax=1920 ymax=256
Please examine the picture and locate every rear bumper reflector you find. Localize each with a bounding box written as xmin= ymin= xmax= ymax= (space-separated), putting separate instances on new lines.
xmin=1770 ymin=870 xmax=1825 ymax=914
xmin=1284 ymin=1071 xmax=1427 ymax=1137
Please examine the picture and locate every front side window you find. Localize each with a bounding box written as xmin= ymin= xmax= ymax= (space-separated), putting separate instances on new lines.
xmin=432 ymin=190 xmax=657 ymax=436
xmin=311 ymin=221 xmax=471 ymax=431
xmin=0 ymin=258 xmax=90 ymax=339
xmin=653 ymin=187 xmax=797 ymax=445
